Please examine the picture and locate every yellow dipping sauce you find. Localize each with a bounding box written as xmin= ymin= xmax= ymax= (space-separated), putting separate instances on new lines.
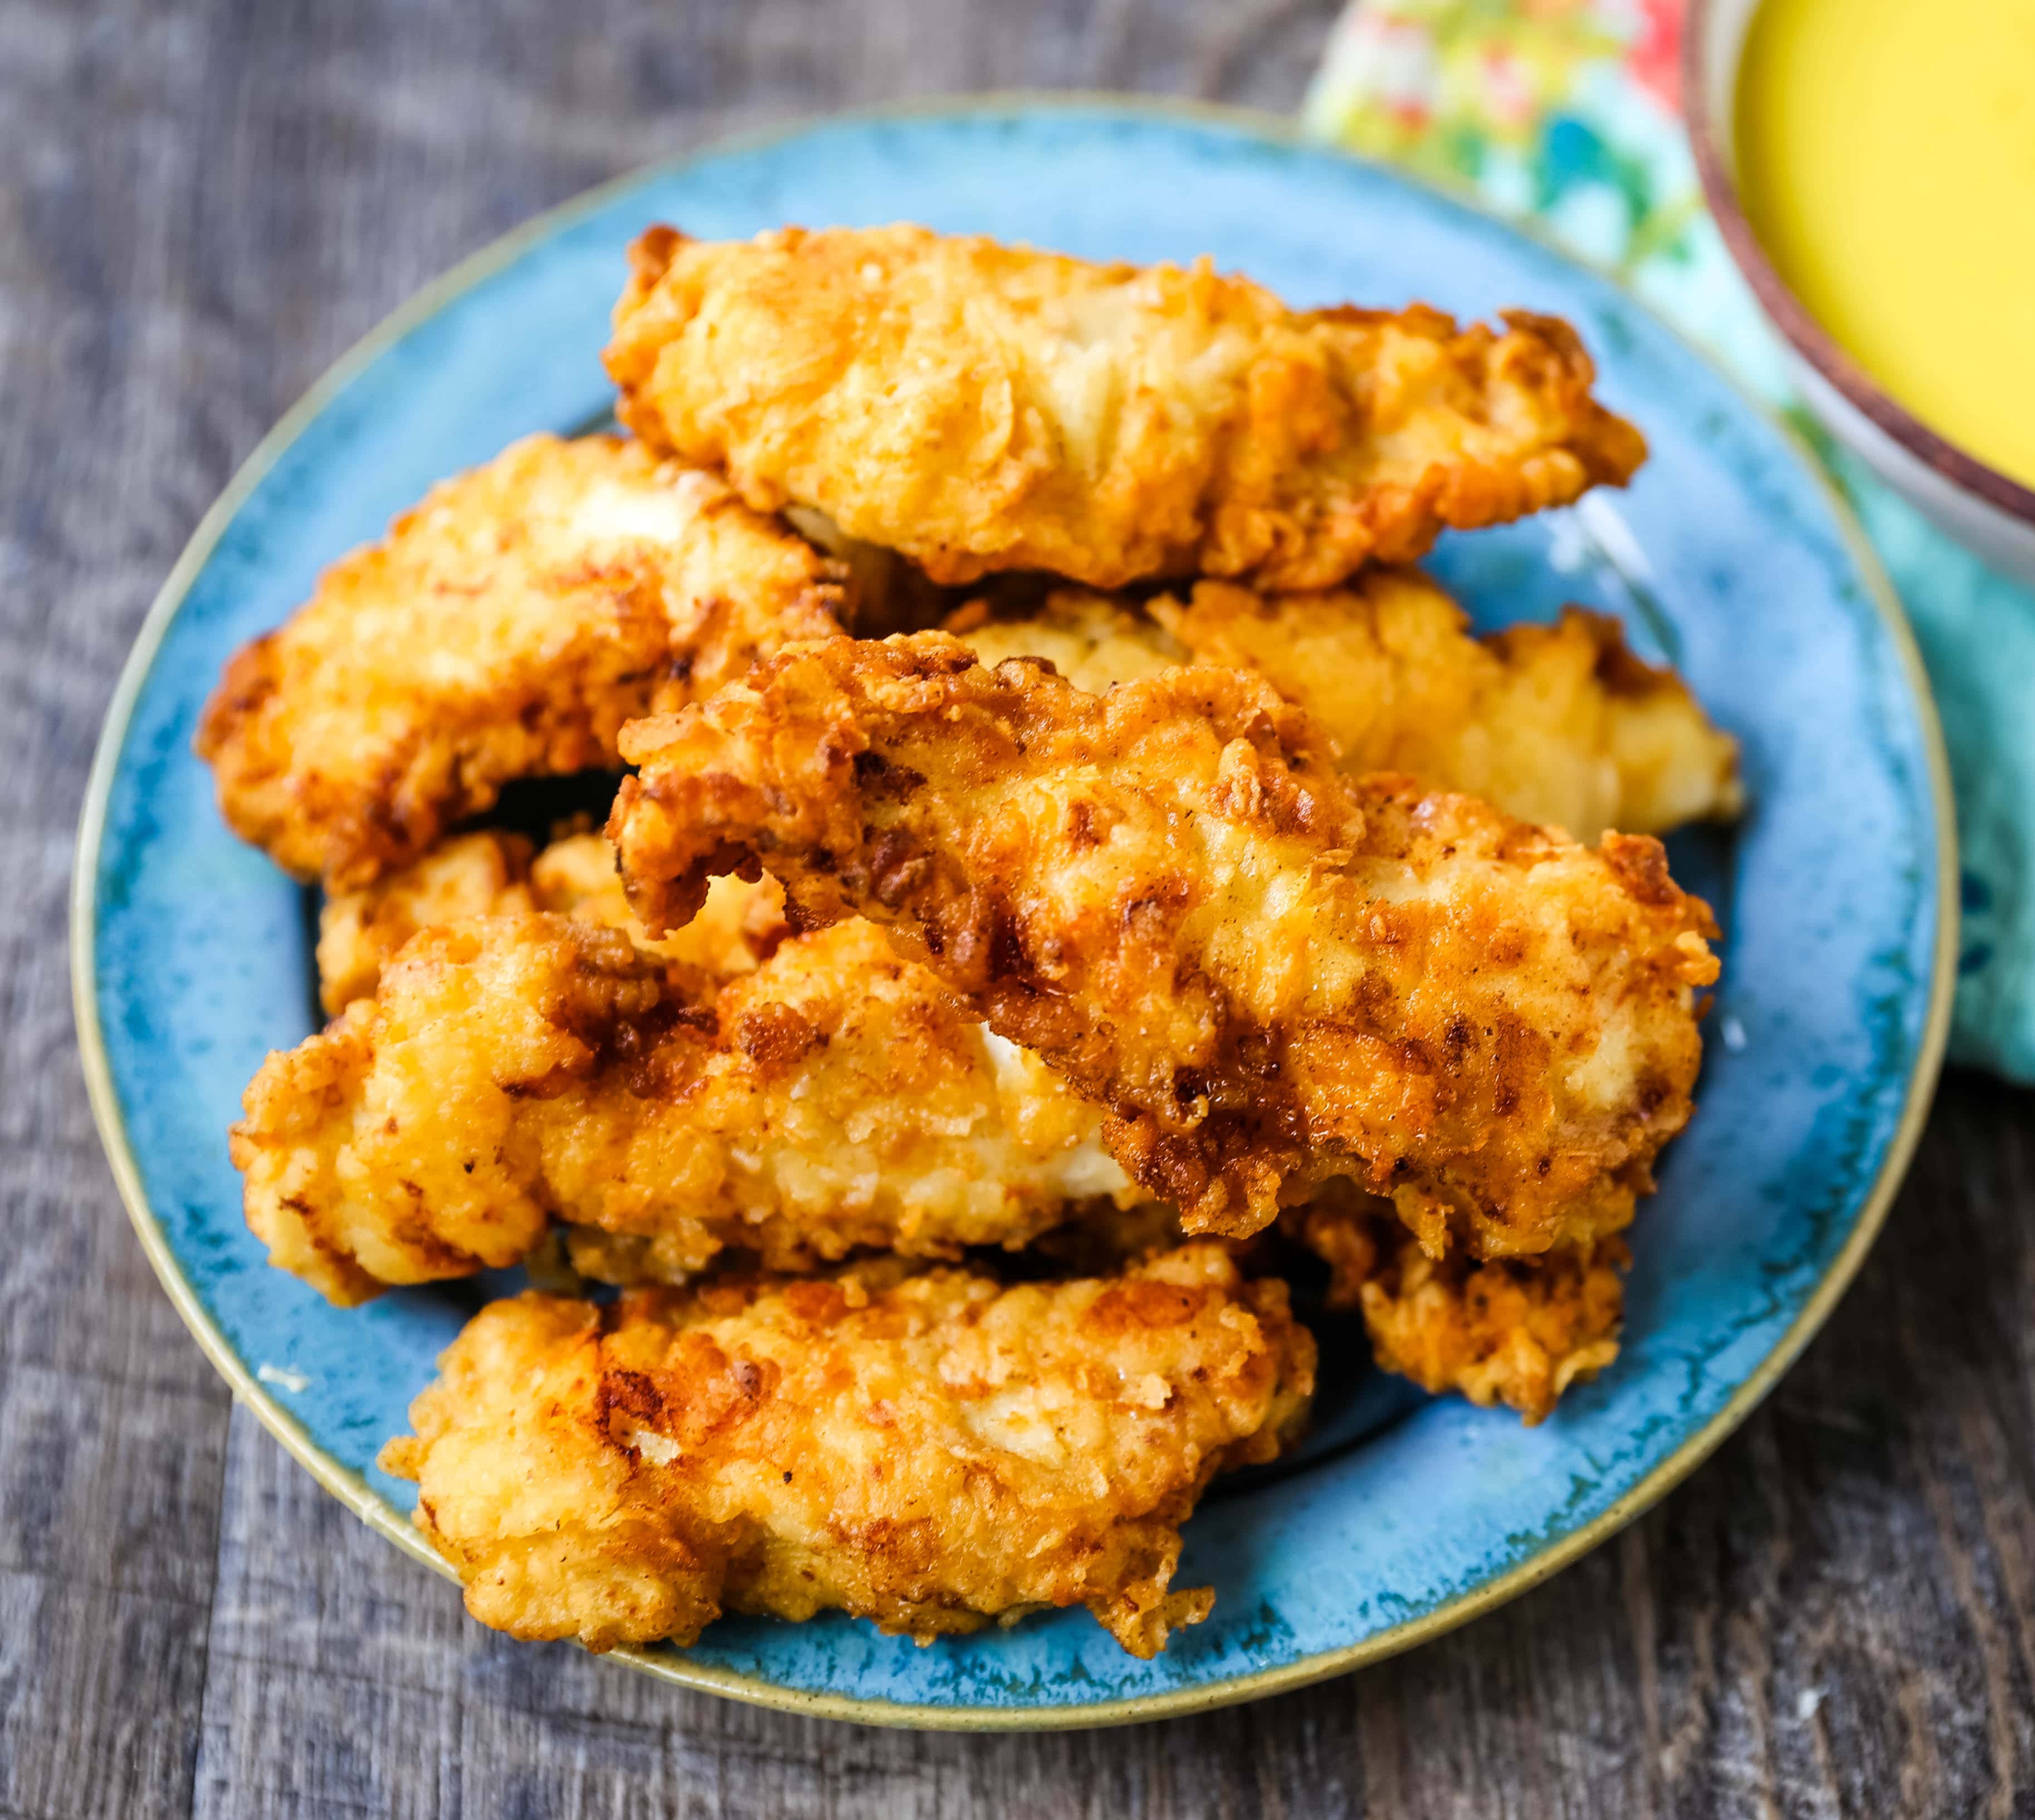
xmin=1735 ymin=0 xmax=2035 ymax=487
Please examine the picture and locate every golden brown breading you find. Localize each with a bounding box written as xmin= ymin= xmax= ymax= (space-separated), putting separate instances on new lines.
xmin=316 ymin=830 xmax=536 ymax=1014
xmin=952 ymin=574 xmax=1741 ymax=843
xmin=378 ymin=1247 xmax=1315 ymax=1656
xmin=315 ymin=830 xmax=789 ymax=1014
xmin=1292 ymin=1189 xmax=1626 ymax=1424
xmin=526 ymin=830 xmax=789 ymax=982
xmin=235 ymin=911 xmax=1135 ymax=1305
xmin=611 ymin=634 xmax=1719 ymax=1251
xmin=196 ymin=433 xmax=850 ymax=890
xmin=606 ymin=224 xmax=1646 ymax=592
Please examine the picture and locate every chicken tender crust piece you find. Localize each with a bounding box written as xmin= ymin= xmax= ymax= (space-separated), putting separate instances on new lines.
xmin=196 ymin=433 xmax=849 ymax=889
xmin=526 ymin=831 xmax=790 ymax=983
xmin=236 ymin=912 xmax=1133 ymax=1305
xmin=377 ymin=1248 xmax=1316 ymax=1656
xmin=1294 ymin=1189 xmax=1626 ymax=1423
xmin=316 ymin=830 xmax=789 ymax=1015
xmin=606 ymin=224 xmax=1646 ymax=592
xmin=316 ymin=830 xmax=535 ymax=1015
xmin=612 ymin=635 xmax=1719 ymax=1249
xmin=953 ymin=576 xmax=1740 ymax=844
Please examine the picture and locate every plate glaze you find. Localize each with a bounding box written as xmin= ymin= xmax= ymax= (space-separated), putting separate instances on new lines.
xmin=73 ymin=97 xmax=1954 ymax=1729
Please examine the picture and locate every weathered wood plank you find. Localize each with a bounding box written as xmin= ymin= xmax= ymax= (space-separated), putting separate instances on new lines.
xmin=0 ymin=5 xmax=247 ymax=1816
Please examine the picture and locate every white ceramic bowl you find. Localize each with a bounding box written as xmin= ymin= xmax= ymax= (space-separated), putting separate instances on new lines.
xmin=1686 ymin=0 xmax=2035 ymax=583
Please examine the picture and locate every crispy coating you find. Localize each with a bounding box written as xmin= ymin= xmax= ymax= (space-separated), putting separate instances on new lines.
xmin=605 ymin=224 xmax=1646 ymax=591
xmin=235 ymin=911 xmax=1135 ymax=1305
xmin=1293 ymin=1189 xmax=1626 ymax=1424
xmin=316 ymin=830 xmax=789 ymax=1014
xmin=316 ymin=830 xmax=537 ymax=1014
xmin=378 ymin=1247 xmax=1314 ymax=1656
xmin=196 ymin=434 xmax=850 ymax=890
xmin=612 ymin=635 xmax=1719 ymax=1249
xmin=527 ymin=829 xmax=789 ymax=981
xmin=952 ymin=574 xmax=1741 ymax=843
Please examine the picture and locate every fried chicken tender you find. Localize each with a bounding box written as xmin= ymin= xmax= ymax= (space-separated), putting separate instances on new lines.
xmin=951 ymin=574 xmax=1740 ymax=843
xmin=378 ymin=1247 xmax=1314 ymax=1656
xmin=196 ymin=433 xmax=850 ymax=890
xmin=525 ymin=829 xmax=789 ymax=981
xmin=605 ymin=223 xmax=1646 ymax=592
xmin=611 ymin=635 xmax=1719 ymax=1250
xmin=1293 ymin=1189 xmax=1626 ymax=1424
xmin=235 ymin=911 xmax=1134 ymax=1305
xmin=316 ymin=830 xmax=538 ymax=1014
xmin=315 ymin=828 xmax=788 ymax=1014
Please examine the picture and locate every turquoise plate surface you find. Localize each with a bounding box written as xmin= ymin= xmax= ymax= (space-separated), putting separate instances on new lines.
xmin=73 ymin=98 xmax=1954 ymax=1729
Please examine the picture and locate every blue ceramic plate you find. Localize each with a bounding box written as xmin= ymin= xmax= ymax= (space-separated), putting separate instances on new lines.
xmin=73 ymin=98 xmax=1954 ymax=1729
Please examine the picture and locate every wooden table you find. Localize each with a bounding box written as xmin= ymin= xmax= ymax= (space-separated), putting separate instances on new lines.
xmin=6 ymin=2 xmax=2030 ymax=1813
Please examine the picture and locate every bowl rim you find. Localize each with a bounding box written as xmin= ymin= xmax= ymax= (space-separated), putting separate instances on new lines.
xmin=69 ymin=89 xmax=1959 ymax=1733
xmin=1682 ymin=0 xmax=2035 ymax=528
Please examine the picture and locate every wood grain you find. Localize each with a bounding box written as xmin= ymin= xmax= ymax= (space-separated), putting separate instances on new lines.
xmin=3 ymin=0 xmax=2031 ymax=1813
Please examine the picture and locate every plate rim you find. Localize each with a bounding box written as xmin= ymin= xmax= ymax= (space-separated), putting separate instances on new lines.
xmin=69 ymin=90 xmax=1959 ymax=1732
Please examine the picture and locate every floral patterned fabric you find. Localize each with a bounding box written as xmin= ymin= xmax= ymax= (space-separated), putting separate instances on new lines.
xmin=1306 ymin=0 xmax=2035 ymax=1080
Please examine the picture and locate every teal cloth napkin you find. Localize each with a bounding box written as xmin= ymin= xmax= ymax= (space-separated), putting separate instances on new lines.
xmin=1305 ymin=0 xmax=2030 ymax=1078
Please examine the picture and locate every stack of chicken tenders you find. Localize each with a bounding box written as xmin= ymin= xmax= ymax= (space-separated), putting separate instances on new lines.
xmin=200 ymin=223 xmax=1738 ymax=1660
